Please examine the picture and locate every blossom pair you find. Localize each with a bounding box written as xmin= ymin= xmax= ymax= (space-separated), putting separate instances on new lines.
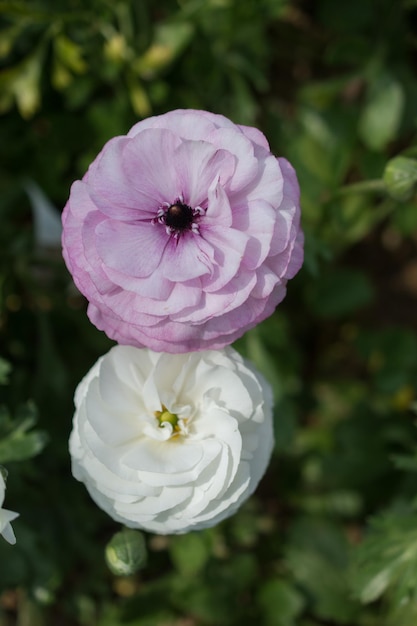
xmin=63 ymin=109 xmax=303 ymax=533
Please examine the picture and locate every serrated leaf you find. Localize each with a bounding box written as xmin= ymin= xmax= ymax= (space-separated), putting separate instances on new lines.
xmin=0 ymin=428 xmax=48 ymax=463
xmin=352 ymin=510 xmax=417 ymax=606
xmin=0 ymin=401 xmax=47 ymax=462
xmin=4 ymin=431 xmax=47 ymax=462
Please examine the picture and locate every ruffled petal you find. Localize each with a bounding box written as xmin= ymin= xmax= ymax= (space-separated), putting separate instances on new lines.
xmin=173 ymin=139 xmax=235 ymax=207
xmin=161 ymin=234 xmax=213 ymax=282
xmin=122 ymin=128 xmax=183 ymax=205
xmin=87 ymin=136 xmax=158 ymax=219
xmin=69 ymin=345 xmax=274 ymax=532
xmin=95 ymin=219 xmax=168 ymax=278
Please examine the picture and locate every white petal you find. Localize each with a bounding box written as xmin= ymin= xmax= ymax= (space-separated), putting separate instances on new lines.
xmin=69 ymin=345 xmax=274 ymax=533
xmin=0 ymin=509 xmax=19 ymax=545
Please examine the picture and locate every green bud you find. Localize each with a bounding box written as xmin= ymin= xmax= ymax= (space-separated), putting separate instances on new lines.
xmin=383 ymin=155 xmax=417 ymax=201
xmin=158 ymin=410 xmax=178 ymax=428
xmin=155 ymin=405 xmax=179 ymax=430
xmin=105 ymin=528 xmax=147 ymax=576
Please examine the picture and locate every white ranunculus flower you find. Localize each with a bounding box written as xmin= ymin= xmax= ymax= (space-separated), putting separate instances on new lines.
xmin=0 ymin=472 xmax=19 ymax=545
xmin=69 ymin=345 xmax=274 ymax=534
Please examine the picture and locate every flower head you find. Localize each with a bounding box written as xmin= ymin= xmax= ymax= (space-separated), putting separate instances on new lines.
xmin=69 ymin=344 xmax=274 ymax=534
xmin=62 ymin=109 xmax=303 ymax=353
xmin=0 ymin=472 xmax=19 ymax=545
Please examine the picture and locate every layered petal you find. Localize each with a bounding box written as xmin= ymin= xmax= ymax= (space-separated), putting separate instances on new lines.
xmin=69 ymin=345 xmax=274 ymax=534
xmin=62 ymin=109 xmax=304 ymax=353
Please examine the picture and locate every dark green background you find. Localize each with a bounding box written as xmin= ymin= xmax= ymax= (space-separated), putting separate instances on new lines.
xmin=1 ymin=0 xmax=417 ymax=624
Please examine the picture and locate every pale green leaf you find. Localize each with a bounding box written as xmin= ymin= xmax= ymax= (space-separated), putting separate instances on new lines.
xmin=352 ymin=510 xmax=417 ymax=606
xmin=359 ymin=73 xmax=405 ymax=151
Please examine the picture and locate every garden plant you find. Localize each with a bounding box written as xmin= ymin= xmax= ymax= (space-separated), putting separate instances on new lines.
xmin=1 ymin=1 xmax=417 ymax=625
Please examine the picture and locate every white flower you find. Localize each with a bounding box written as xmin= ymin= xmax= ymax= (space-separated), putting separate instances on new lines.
xmin=69 ymin=345 xmax=274 ymax=534
xmin=0 ymin=472 xmax=19 ymax=545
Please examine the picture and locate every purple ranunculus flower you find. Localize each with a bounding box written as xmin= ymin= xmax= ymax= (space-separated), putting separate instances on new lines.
xmin=62 ymin=109 xmax=303 ymax=353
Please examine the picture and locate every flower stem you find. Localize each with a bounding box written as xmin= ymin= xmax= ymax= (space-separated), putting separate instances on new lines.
xmin=335 ymin=179 xmax=386 ymax=197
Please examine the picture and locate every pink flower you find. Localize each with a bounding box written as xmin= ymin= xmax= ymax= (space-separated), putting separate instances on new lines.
xmin=62 ymin=109 xmax=303 ymax=353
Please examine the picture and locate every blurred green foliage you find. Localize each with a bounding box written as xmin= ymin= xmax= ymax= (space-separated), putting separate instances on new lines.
xmin=1 ymin=0 xmax=417 ymax=624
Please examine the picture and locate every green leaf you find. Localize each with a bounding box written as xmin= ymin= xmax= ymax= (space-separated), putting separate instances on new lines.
xmin=285 ymin=518 xmax=359 ymax=623
xmin=134 ymin=21 xmax=194 ymax=78
xmin=54 ymin=34 xmax=87 ymax=74
xmin=242 ymin=325 xmax=285 ymax=402
xmin=0 ymin=23 xmax=25 ymax=59
xmin=359 ymin=73 xmax=405 ymax=151
xmin=169 ymin=532 xmax=211 ymax=577
xmin=386 ymin=598 xmax=417 ymax=626
xmin=383 ymin=155 xmax=417 ymax=201
xmin=391 ymin=199 xmax=417 ymax=234
xmin=127 ymin=73 xmax=151 ymax=117
xmin=356 ymin=328 xmax=417 ymax=393
xmin=105 ymin=529 xmax=147 ymax=576
xmin=171 ymin=553 xmax=256 ymax=623
xmin=0 ymin=429 xmax=48 ymax=463
xmin=0 ymin=46 xmax=43 ymax=118
xmin=0 ymin=402 xmax=47 ymax=463
xmin=352 ymin=509 xmax=417 ymax=607
xmin=257 ymin=579 xmax=305 ymax=626
xmin=309 ymin=268 xmax=374 ymax=318
xmin=0 ymin=357 xmax=11 ymax=385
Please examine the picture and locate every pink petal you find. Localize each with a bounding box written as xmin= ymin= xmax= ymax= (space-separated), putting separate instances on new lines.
xmin=231 ymin=199 xmax=276 ymax=269
xmin=238 ymin=124 xmax=271 ymax=150
xmin=207 ymin=128 xmax=259 ymax=193
xmin=95 ymin=220 xmax=168 ymax=278
xmin=103 ymin=263 xmax=174 ymax=300
xmin=284 ymin=228 xmax=304 ymax=279
xmin=268 ymin=205 xmax=294 ymax=256
xmin=161 ymin=234 xmax=213 ymax=282
xmin=278 ymin=157 xmax=300 ymax=201
xmin=88 ymin=299 xmax=158 ymax=330
xmin=122 ymin=128 xmax=183 ymax=205
xmin=232 ymin=152 xmax=284 ymax=207
xmin=173 ymin=140 xmax=235 ymax=207
xmin=127 ymin=109 xmax=220 ymax=141
xmin=153 ymin=280 xmax=202 ymax=314
xmin=87 ymin=137 xmax=158 ymax=219
xmin=200 ymin=226 xmax=249 ymax=292
xmin=171 ymin=269 xmax=256 ymax=324
xmin=81 ymin=212 xmax=118 ymax=295
xmin=63 ymin=187 xmax=114 ymax=299
xmin=203 ymin=179 xmax=233 ymax=227
xmin=250 ymin=265 xmax=280 ymax=299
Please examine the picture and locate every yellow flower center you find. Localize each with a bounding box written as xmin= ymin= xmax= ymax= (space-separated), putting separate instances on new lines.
xmin=155 ymin=405 xmax=180 ymax=433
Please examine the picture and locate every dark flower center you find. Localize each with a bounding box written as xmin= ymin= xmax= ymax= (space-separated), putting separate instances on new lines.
xmin=153 ymin=197 xmax=205 ymax=238
xmin=164 ymin=202 xmax=194 ymax=231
